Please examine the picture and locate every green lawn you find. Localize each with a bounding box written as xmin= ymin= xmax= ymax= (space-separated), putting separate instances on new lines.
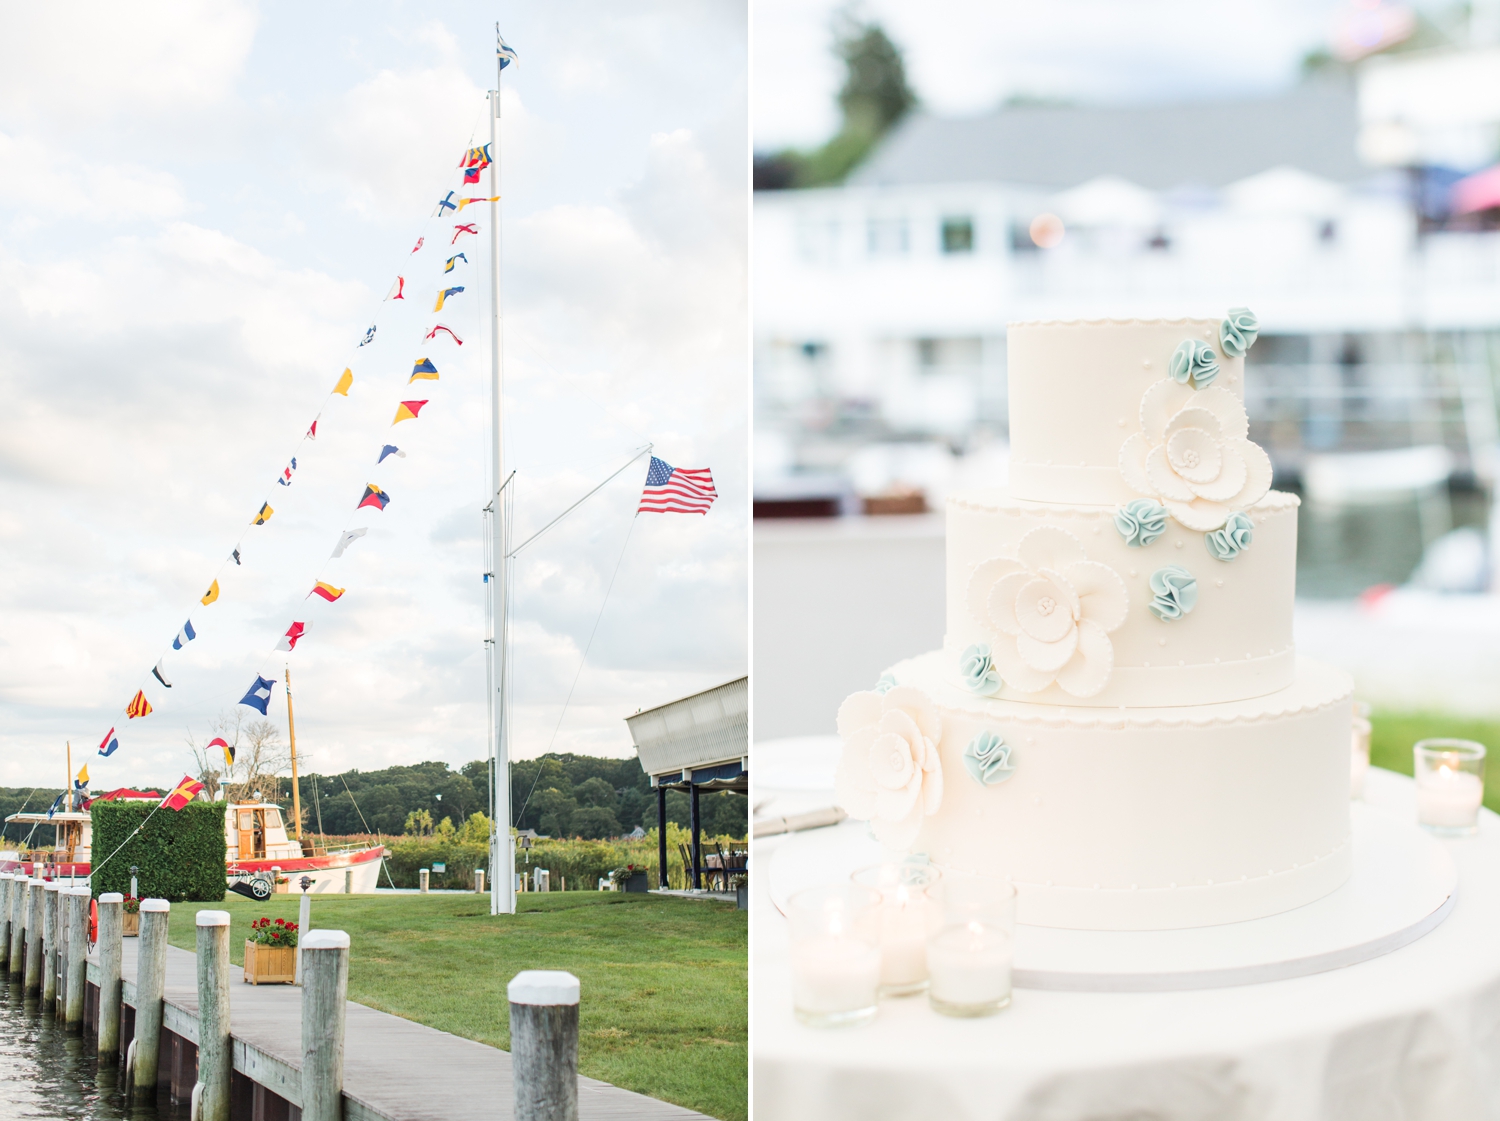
xmin=1372 ymin=711 xmax=1500 ymax=812
xmin=166 ymin=892 xmax=746 ymax=1121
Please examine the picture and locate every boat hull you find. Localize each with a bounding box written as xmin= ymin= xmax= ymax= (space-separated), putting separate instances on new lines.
xmin=0 ymin=845 xmax=385 ymax=893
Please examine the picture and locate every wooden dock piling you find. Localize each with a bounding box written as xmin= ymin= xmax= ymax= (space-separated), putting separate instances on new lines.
xmin=131 ymin=898 xmax=170 ymax=1103
xmin=10 ymin=875 xmax=26 ymax=979
xmin=24 ymin=879 xmax=44 ymax=994
xmin=0 ymin=874 xmax=11 ymax=972
xmin=419 ymin=868 xmax=429 ymax=893
xmin=508 ymin=970 xmax=581 ymax=1121
xmin=42 ymin=881 xmax=60 ymax=1006
xmin=97 ymin=892 xmax=124 ymax=1062
xmin=65 ymin=886 xmax=89 ymax=1031
xmin=300 ymin=929 xmax=350 ymax=1121
xmin=195 ymin=909 xmax=232 ymax=1121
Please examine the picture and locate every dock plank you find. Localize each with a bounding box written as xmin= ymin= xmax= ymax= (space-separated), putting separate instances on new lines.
xmin=102 ymin=939 xmax=710 ymax=1121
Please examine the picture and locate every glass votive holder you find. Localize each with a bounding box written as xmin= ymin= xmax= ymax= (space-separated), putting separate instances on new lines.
xmin=1414 ymin=738 xmax=1486 ymax=838
xmin=851 ymin=862 xmax=942 ymax=997
xmin=787 ymin=883 xmax=882 ymax=1028
xmin=1351 ymin=701 xmax=1372 ymax=801
xmin=924 ymin=874 xmax=1016 ymax=1018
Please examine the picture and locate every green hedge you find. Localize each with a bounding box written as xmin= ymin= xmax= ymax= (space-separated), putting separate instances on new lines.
xmin=91 ymin=800 xmax=227 ymax=902
xmin=384 ymin=839 xmax=487 ymax=889
xmin=386 ymin=826 xmax=746 ymax=891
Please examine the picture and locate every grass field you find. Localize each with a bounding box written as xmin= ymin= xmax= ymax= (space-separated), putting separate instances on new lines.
xmin=1371 ymin=711 xmax=1500 ymax=811
xmin=166 ymin=892 xmax=746 ymax=1121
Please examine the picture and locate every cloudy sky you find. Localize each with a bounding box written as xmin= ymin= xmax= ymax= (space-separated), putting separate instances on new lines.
xmin=0 ymin=1 xmax=748 ymax=789
xmin=754 ymin=0 xmax=1424 ymax=150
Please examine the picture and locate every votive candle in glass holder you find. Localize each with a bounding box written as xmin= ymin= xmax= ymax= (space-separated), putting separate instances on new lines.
xmin=787 ymin=883 xmax=882 ymax=1028
xmin=924 ymin=875 xmax=1016 ymax=1018
xmin=851 ymin=862 xmax=941 ymax=997
xmin=1351 ymin=701 xmax=1372 ymax=800
xmin=1414 ymin=738 xmax=1486 ymax=837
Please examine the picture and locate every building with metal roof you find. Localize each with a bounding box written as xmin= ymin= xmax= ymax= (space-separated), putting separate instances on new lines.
xmin=626 ymin=676 xmax=747 ymax=893
xmin=849 ymin=81 xmax=1367 ymax=191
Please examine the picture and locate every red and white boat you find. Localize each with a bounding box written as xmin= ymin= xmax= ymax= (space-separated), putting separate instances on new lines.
xmin=1 ymin=796 xmax=384 ymax=894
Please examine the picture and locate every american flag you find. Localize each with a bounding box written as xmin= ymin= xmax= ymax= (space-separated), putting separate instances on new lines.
xmin=638 ymin=457 xmax=716 ymax=515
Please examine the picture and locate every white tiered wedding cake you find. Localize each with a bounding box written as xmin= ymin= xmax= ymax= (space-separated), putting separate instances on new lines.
xmin=833 ymin=314 xmax=1354 ymax=931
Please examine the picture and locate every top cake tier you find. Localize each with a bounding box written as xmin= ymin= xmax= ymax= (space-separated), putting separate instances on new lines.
xmin=1008 ymin=317 xmax=1264 ymax=512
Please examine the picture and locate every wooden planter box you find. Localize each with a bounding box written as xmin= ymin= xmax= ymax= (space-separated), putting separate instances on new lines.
xmin=243 ymin=940 xmax=296 ymax=985
xmin=122 ymin=911 xmax=140 ymax=937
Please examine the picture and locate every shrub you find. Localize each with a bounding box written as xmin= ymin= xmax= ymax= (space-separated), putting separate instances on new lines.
xmin=91 ymin=800 xmax=228 ymax=902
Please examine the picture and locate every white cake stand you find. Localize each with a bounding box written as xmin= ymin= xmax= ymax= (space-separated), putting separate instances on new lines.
xmin=768 ymin=800 xmax=1455 ymax=992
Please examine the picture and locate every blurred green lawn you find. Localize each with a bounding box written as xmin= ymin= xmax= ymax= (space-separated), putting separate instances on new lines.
xmin=1372 ymin=712 xmax=1500 ymax=811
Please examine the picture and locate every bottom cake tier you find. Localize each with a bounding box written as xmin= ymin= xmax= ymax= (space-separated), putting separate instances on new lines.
xmin=886 ymin=652 xmax=1354 ymax=931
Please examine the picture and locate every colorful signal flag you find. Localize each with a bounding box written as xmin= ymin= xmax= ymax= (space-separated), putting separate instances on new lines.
xmin=444 ymin=253 xmax=467 ymax=273
xmin=152 ymin=660 xmax=172 ymax=688
xmin=332 ymin=528 xmax=367 ymax=557
xmin=276 ymin=621 xmax=306 ymax=652
xmin=202 ymin=580 xmax=221 ymax=605
xmin=253 ymin=503 xmax=274 ymax=525
xmin=98 ymin=727 xmax=120 ymax=757
xmin=173 ymin=620 xmax=196 ymax=650
xmin=125 ymin=691 xmax=153 ymax=719
xmin=425 ymin=324 xmax=463 ymax=345
xmin=310 ymin=582 xmax=345 ymax=602
xmin=358 ymin=484 xmax=390 ymax=511
xmin=392 ymin=400 xmax=428 ymax=425
xmin=378 ymin=445 xmax=405 ymax=464
xmin=452 ymin=223 xmax=478 ymax=243
xmin=162 ymin=775 xmax=206 ymax=810
xmin=410 ymin=358 xmax=439 ymax=382
xmin=385 ymin=276 xmax=405 ymax=300
xmin=434 ymin=286 xmax=464 ymax=311
xmin=333 ymin=368 xmax=354 ymax=396
xmin=239 ymin=675 xmax=275 ymax=715
xmin=210 ymin=736 xmax=234 ymax=767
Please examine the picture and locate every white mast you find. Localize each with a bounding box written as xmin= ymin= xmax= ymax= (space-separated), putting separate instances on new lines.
xmin=488 ymin=31 xmax=515 ymax=916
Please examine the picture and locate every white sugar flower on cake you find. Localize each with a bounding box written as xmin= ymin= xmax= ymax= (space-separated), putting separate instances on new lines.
xmin=834 ymin=685 xmax=943 ymax=850
xmin=966 ymin=527 xmax=1129 ymax=698
xmin=1118 ymin=379 xmax=1272 ymax=532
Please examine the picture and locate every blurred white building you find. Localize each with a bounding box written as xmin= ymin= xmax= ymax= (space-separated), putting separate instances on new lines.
xmin=755 ymin=77 xmax=1500 ymax=497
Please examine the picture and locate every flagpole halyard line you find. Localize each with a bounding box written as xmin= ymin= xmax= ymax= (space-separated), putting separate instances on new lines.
xmin=505 ymin=444 xmax=653 ymax=559
xmin=514 ymin=512 xmax=636 ymax=825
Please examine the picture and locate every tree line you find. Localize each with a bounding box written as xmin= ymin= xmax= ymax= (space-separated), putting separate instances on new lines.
xmin=1 ymin=752 xmax=747 ymax=848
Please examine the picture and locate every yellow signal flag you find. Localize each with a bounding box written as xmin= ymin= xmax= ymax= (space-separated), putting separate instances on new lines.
xmin=333 ymin=368 xmax=353 ymax=396
xmin=125 ymin=690 xmax=153 ymax=719
xmin=76 ymin=764 xmax=88 ymax=786
xmin=253 ymin=502 xmax=274 ymax=525
xmin=201 ymin=579 xmax=221 ymax=605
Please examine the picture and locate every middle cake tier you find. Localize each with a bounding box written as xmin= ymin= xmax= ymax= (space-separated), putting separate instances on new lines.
xmin=946 ymin=486 xmax=1298 ymax=708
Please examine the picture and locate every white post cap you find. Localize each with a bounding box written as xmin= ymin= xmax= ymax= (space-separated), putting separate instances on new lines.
xmin=29 ymin=878 xmax=45 ymax=886
xmin=44 ymin=881 xmax=61 ymax=891
xmin=140 ymin=898 xmax=170 ymax=913
xmin=66 ymin=885 xmax=92 ymax=897
xmin=302 ymin=929 xmax=350 ymax=950
xmin=508 ymin=970 xmax=580 ymax=1006
xmin=98 ymin=892 xmax=124 ymax=904
xmin=195 ymin=910 xmax=231 ymax=927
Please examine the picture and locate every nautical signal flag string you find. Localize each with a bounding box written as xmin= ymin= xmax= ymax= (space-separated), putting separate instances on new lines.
xmin=90 ymin=123 xmax=493 ymax=766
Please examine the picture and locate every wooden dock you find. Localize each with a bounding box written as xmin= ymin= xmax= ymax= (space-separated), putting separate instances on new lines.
xmin=87 ymin=939 xmax=710 ymax=1121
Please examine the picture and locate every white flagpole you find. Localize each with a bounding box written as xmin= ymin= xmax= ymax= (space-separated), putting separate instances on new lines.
xmin=489 ymin=31 xmax=515 ymax=917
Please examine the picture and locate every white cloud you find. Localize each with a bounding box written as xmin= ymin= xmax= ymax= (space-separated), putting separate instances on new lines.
xmin=0 ymin=3 xmax=747 ymax=789
xmin=0 ymin=1 xmax=257 ymax=126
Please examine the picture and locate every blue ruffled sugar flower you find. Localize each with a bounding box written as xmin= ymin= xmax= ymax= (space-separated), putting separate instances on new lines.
xmin=874 ymin=672 xmax=897 ymax=695
xmin=959 ymin=644 xmax=1003 ymax=696
xmin=963 ymin=730 xmax=1015 ymax=786
xmin=1169 ymin=339 xmax=1220 ymax=390
xmin=1204 ymin=511 xmax=1254 ymax=561
xmin=1148 ymin=565 xmax=1198 ymax=621
xmin=1219 ymin=307 xmax=1259 ymax=358
xmin=1114 ymin=498 xmax=1168 ymax=548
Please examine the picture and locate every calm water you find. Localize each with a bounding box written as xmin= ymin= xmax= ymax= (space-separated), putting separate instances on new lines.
xmin=0 ymin=976 xmax=185 ymax=1121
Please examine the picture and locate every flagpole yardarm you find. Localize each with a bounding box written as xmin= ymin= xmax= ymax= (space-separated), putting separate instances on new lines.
xmin=506 ymin=444 xmax=653 ymax=559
